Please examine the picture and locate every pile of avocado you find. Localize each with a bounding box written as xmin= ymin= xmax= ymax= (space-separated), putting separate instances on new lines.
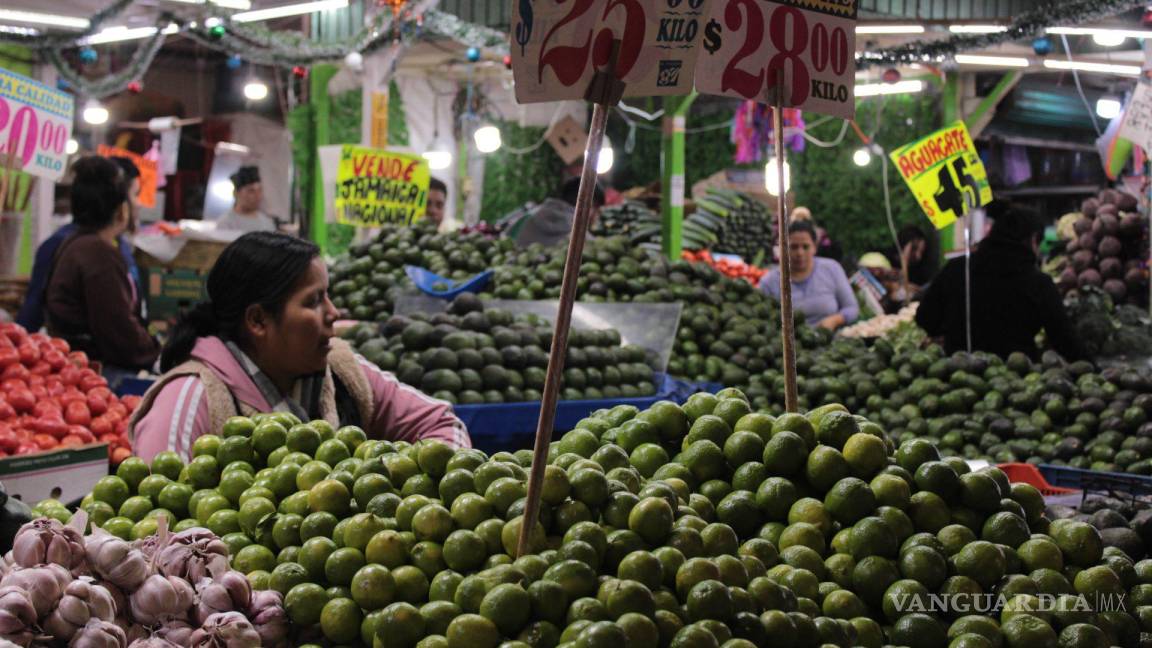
xmin=343 ymin=294 xmax=657 ymax=405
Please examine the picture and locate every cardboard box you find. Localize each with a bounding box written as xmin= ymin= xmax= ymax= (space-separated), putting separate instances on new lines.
xmin=145 ymin=267 xmax=207 ymax=321
xmin=0 ymin=444 xmax=109 ymax=505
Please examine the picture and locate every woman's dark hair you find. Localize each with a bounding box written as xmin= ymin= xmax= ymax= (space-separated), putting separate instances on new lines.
xmin=788 ymin=219 xmax=819 ymax=242
xmin=897 ymin=224 xmax=927 ymax=247
xmin=161 ymin=232 xmax=320 ymax=371
xmin=429 ymin=177 xmax=448 ymax=194
xmin=986 ymin=200 xmax=1045 ymax=245
xmin=71 ymin=156 xmax=129 ymax=230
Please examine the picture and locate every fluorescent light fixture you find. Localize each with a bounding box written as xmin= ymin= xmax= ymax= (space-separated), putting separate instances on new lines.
xmin=1096 ymin=97 xmax=1122 ymax=119
xmin=1042 ymin=59 xmax=1142 ymax=76
xmin=65 ymin=139 xmax=79 ymax=155
xmin=1048 ymin=26 xmax=1152 ymax=39
xmin=243 ymin=80 xmax=268 ymax=100
xmin=473 ymin=125 xmax=502 ymax=154
xmin=211 ymin=180 xmax=235 ymax=200
xmin=0 ymin=9 xmax=88 ymax=29
xmin=81 ymin=23 xmax=179 ymax=45
xmin=852 ymin=148 xmax=872 ymax=166
xmin=596 ymin=144 xmax=614 ymax=175
xmin=765 ymin=158 xmax=791 ymax=196
xmin=0 ymin=25 xmax=38 ymax=36
xmin=165 ymin=0 xmax=252 ymax=9
xmin=1093 ymin=32 xmax=1126 ymax=47
xmin=948 ymin=24 xmax=1007 ymax=33
xmin=232 ymin=0 xmax=348 ymax=23
xmin=82 ymin=100 xmax=108 ymax=125
xmin=856 ymin=24 xmax=924 ymax=34
xmin=216 ymin=142 xmax=251 ymax=154
xmin=954 ymin=54 xmax=1030 ymax=67
xmin=854 ymin=80 xmax=924 ymax=97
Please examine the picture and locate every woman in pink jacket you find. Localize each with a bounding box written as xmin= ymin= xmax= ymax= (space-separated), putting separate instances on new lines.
xmin=130 ymin=232 xmax=468 ymax=461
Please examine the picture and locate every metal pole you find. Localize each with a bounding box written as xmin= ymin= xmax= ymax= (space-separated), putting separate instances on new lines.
xmin=773 ymin=98 xmax=798 ymax=412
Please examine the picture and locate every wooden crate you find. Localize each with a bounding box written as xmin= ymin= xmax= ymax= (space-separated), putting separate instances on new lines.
xmin=0 ymin=276 xmax=29 ymax=320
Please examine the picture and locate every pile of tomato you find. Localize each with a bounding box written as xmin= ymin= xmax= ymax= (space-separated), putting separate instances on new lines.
xmin=682 ymin=249 xmax=768 ymax=285
xmin=0 ymin=322 xmax=138 ymax=466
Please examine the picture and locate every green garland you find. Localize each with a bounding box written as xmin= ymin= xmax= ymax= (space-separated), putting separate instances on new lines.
xmin=44 ymin=28 xmax=168 ymax=99
xmin=857 ymin=0 xmax=1145 ymax=68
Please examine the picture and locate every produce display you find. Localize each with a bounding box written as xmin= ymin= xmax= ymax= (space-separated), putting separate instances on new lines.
xmin=695 ymin=189 xmax=773 ymax=263
xmin=838 ymin=304 xmax=919 ymax=340
xmin=1053 ymin=188 xmax=1149 ymax=306
xmin=681 ymin=250 xmax=767 ymax=285
xmin=1050 ymin=492 xmax=1152 ymax=562
xmin=343 ymin=295 xmax=656 ymax=405
xmin=0 ymin=513 xmax=287 ymax=646
xmin=1063 ymin=287 xmax=1152 ymax=359
xmin=0 ymin=323 xmax=138 ymax=465
xmin=67 ymin=393 xmax=1152 ymax=648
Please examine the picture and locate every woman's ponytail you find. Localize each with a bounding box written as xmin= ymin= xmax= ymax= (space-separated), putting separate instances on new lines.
xmin=159 ymin=301 xmax=219 ymax=372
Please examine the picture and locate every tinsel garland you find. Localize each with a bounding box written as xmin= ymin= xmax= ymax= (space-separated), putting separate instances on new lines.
xmin=856 ymin=0 xmax=1146 ymax=68
xmin=44 ymin=28 xmax=168 ymax=99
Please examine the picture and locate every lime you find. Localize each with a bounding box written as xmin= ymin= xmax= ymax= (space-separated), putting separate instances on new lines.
xmin=326 ymin=547 xmax=367 ymax=586
xmin=207 ymin=509 xmax=241 ymax=537
xmin=238 ymin=497 xmax=276 ymax=537
xmin=843 ymin=433 xmax=888 ymax=479
xmin=355 ymin=473 xmax=394 ymax=510
xmin=480 ymin=583 xmax=531 ymax=636
xmin=300 ymin=511 xmax=339 ymax=542
xmin=269 ymin=562 xmax=310 ymax=595
xmin=150 ymin=451 xmax=184 ymax=481
xmin=394 ymin=564 xmax=431 ymax=604
xmin=447 ymin=613 xmax=501 ymax=648
xmin=299 ymin=536 xmax=338 ymax=581
xmin=317 ymin=438 xmax=352 ymax=468
xmin=287 ymin=424 xmax=323 ymax=456
xmin=252 ymin=420 xmax=288 ymax=455
xmin=352 ymin=564 xmax=397 ymax=611
xmin=115 ymin=457 xmax=150 ymax=492
xmin=233 ymin=543 xmax=276 ymax=574
xmin=218 ymin=470 xmax=255 ymax=505
xmin=118 ymin=496 xmax=153 ymax=522
xmin=376 ymin=601 xmax=426 ymax=648
xmin=192 ymin=434 xmax=222 ymax=458
xmin=185 ymin=455 xmax=220 ymax=490
xmin=196 ymin=493 xmax=231 ymax=523
xmin=309 ymin=479 xmax=352 ymax=517
xmin=92 ymin=476 xmax=131 ymax=511
xmin=221 ymin=415 xmax=256 ymax=438
xmin=418 ymin=441 xmax=455 ymax=479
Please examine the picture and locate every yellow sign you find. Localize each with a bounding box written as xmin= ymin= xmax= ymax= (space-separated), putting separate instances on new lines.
xmin=888 ymin=121 xmax=992 ymax=229
xmin=369 ymin=92 xmax=388 ymax=149
xmin=334 ymin=145 xmax=430 ymax=227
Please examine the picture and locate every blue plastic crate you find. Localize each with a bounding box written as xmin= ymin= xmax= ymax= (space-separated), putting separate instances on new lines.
xmin=1038 ymin=464 xmax=1152 ymax=496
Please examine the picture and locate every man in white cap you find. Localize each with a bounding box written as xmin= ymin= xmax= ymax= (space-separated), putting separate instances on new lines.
xmin=217 ymin=165 xmax=277 ymax=232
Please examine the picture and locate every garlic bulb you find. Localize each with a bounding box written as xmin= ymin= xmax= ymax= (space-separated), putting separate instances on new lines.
xmin=43 ymin=578 xmax=117 ymax=642
xmin=154 ymin=529 xmax=228 ymax=584
xmin=67 ymin=618 xmax=127 ymax=648
xmin=84 ymin=530 xmax=149 ymax=591
xmin=247 ymin=589 xmax=289 ymax=648
xmin=193 ymin=572 xmax=250 ymax=625
xmin=0 ymin=586 xmax=36 ymax=646
xmin=187 ymin=611 xmax=261 ymax=648
xmin=12 ymin=518 xmax=87 ymax=573
xmin=0 ymin=564 xmax=70 ymax=618
xmin=128 ymin=575 xmax=193 ymax=625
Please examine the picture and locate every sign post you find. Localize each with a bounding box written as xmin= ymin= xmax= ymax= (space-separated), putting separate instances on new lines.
xmin=693 ymin=0 xmax=858 ymax=412
xmin=510 ymin=0 xmax=714 ymax=556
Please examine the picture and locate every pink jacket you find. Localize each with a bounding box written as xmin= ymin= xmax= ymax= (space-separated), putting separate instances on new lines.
xmin=132 ymin=337 xmax=469 ymax=461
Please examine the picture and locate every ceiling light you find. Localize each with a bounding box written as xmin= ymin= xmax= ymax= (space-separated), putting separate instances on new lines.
xmin=852 ymin=148 xmax=872 ymax=166
xmin=948 ymin=24 xmax=1007 ymax=33
xmin=1042 ymin=59 xmax=1142 ymax=75
xmin=165 ymin=0 xmax=252 ymax=9
xmin=204 ymin=17 xmax=222 ymax=28
xmin=211 ymin=180 xmax=235 ymax=200
xmin=954 ymin=54 xmax=1030 ymax=67
xmin=65 ymin=139 xmax=79 ymax=155
xmin=1096 ymin=97 xmax=1122 ymax=119
xmin=243 ymin=80 xmax=268 ymax=100
xmin=0 ymin=9 xmax=88 ymax=29
xmin=1048 ymin=26 xmax=1152 ymax=39
xmin=0 ymin=25 xmax=38 ymax=36
xmin=473 ymin=125 xmax=502 ymax=154
xmin=1093 ymin=32 xmax=1127 ymax=46
xmin=596 ymin=143 xmax=614 ymax=175
xmin=423 ymin=138 xmax=453 ymax=171
xmin=854 ymin=80 xmax=924 ymax=97
xmin=82 ymin=100 xmax=108 ymax=125
xmin=765 ymin=158 xmax=791 ymax=196
xmin=232 ymin=0 xmax=348 ymax=23
xmin=856 ymin=24 xmax=924 ymax=34
xmin=81 ymin=24 xmax=179 ymax=45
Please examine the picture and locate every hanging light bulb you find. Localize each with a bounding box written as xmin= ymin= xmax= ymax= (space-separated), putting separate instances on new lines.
xmin=65 ymin=138 xmax=79 ymax=155
xmin=82 ymin=99 xmax=108 ymax=125
xmin=423 ymin=136 xmax=453 ymax=170
xmin=765 ymin=157 xmax=791 ymax=196
xmin=243 ymin=79 xmax=268 ymax=100
xmin=852 ymin=148 xmax=872 ymax=166
xmin=596 ymin=138 xmax=614 ymax=174
xmin=1096 ymin=97 xmax=1122 ymax=119
xmin=474 ymin=124 xmax=502 ymax=153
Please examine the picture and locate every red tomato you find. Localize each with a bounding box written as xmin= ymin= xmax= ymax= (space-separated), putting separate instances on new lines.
xmin=110 ymin=447 xmax=131 ymax=465
xmin=0 ymin=401 xmax=13 ymax=420
xmin=28 ymin=385 xmax=47 ymax=400
xmin=48 ymin=338 xmax=68 ymax=353
xmin=98 ymin=433 xmax=119 ymax=445
xmin=67 ymin=352 xmax=89 ymax=369
xmin=45 ymin=382 xmax=64 ymax=398
xmin=0 ymin=378 xmax=24 ymax=392
xmin=0 ymin=431 xmax=18 ymax=453
xmin=69 ymin=427 xmax=94 ymax=444
xmin=17 ymin=345 xmax=39 ymax=366
xmin=121 ymin=395 xmax=141 ymax=411
xmin=59 ymin=366 xmax=80 ymax=387
xmin=89 ymin=387 xmax=113 ymax=402
xmin=0 ymin=348 xmax=17 ymax=369
xmin=31 ymin=402 xmax=61 ymax=419
xmin=106 ymin=402 xmax=127 ymax=420
xmin=32 ymin=434 xmax=57 ymax=450
xmin=86 ymin=393 xmax=108 ymax=416
xmin=114 ymin=419 xmax=128 ymax=435
xmin=2 ymin=364 xmax=29 ymax=382
xmin=80 ymin=374 xmax=105 ymax=393
xmin=30 ymin=419 xmax=67 ymax=439
xmin=7 ymin=389 xmax=33 ymax=413
xmin=58 ymin=435 xmax=83 ymax=448
xmin=89 ymin=416 xmax=112 ymax=437
xmin=41 ymin=351 xmax=65 ymax=371
xmin=64 ymin=402 xmax=91 ymax=426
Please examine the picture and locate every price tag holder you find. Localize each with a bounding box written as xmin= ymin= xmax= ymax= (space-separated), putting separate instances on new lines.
xmin=511 ymin=0 xmax=714 ymax=103
xmin=0 ymin=66 xmax=75 ymax=182
xmin=693 ymin=0 xmax=857 ymax=118
xmin=888 ymin=121 xmax=993 ymax=230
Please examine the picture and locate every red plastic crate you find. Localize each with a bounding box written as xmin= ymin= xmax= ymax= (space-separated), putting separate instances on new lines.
xmin=998 ymin=463 xmax=1079 ymax=496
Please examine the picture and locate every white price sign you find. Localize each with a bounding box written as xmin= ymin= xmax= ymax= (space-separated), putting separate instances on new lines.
xmin=693 ymin=0 xmax=857 ymax=119
xmin=0 ymin=67 xmax=75 ymax=181
xmin=511 ymin=0 xmax=715 ymax=104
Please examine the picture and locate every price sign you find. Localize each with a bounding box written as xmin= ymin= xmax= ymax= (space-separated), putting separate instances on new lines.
xmin=693 ymin=0 xmax=857 ymax=119
xmin=511 ymin=0 xmax=715 ymax=103
xmin=888 ymin=121 xmax=992 ymax=230
xmin=1119 ymin=83 xmax=1152 ymax=154
xmin=333 ymin=145 xmax=430 ymax=227
xmin=0 ymin=67 xmax=74 ymax=182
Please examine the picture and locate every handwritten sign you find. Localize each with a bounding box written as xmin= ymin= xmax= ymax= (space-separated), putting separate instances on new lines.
xmin=693 ymin=0 xmax=857 ymax=119
xmin=889 ymin=121 xmax=992 ymax=230
xmin=334 ymin=145 xmax=430 ymax=227
xmin=0 ymin=67 xmax=74 ymax=181
xmin=1119 ymin=83 xmax=1152 ymax=154
xmin=511 ymin=0 xmax=714 ymax=103
xmin=97 ymin=145 xmax=158 ymax=209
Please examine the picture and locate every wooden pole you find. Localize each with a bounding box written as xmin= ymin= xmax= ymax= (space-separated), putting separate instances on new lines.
xmin=516 ymin=46 xmax=625 ymax=558
xmin=773 ymin=94 xmax=798 ymax=413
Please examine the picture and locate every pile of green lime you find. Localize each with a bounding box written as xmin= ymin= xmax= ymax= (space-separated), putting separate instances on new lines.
xmin=73 ymin=391 xmax=1149 ymax=648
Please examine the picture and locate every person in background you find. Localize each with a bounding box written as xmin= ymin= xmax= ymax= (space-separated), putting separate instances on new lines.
xmin=512 ymin=177 xmax=605 ymax=248
xmin=761 ymin=220 xmax=859 ymax=330
xmin=426 ymin=177 xmax=448 ymax=229
xmin=217 ymin=166 xmax=277 ymax=232
xmin=17 ymin=156 xmax=142 ymax=332
xmin=916 ymin=202 xmax=1082 ymax=361
xmin=886 ymin=224 xmax=937 ymax=288
xmin=129 ymin=232 xmax=469 ymax=461
xmin=790 ymin=206 xmax=843 ymax=263
xmin=44 ymin=156 xmax=160 ymax=383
